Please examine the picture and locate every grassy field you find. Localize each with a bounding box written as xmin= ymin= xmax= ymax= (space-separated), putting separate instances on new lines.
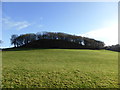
xmin=2 ymin=49 xmax=118 ymax=88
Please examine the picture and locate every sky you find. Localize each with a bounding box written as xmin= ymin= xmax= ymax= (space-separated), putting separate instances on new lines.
xmin=1 ymin=2 xmax=118 ymax=48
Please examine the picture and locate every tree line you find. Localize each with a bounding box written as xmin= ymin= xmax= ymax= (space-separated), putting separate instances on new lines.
xmin=105 ymin=44 xmax=120 ymax=52
xmin=10 ymin=31 xmax=105 ymax=49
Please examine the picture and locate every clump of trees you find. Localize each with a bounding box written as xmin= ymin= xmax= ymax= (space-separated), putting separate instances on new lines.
xmin=105 ymin=44 xmax=120 ymax=52
xmin=10 ymin=31 xmax=105 ymax=49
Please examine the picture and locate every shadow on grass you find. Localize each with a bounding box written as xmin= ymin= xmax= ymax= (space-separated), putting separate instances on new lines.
xmin=2 ymin=47 xmax=107 ymax=52
xmin=2 ymin=47 xmax=50 ymax=51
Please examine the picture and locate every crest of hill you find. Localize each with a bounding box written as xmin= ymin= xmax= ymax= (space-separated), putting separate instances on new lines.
xmin=10 ymin=32 xmax=105 ymax=50
xmin=20 ymin=39 xmax=85 ymax=49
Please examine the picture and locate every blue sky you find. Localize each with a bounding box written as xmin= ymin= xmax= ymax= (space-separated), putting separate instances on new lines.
xmin=2 ymin=2 xmax=118 ymax=48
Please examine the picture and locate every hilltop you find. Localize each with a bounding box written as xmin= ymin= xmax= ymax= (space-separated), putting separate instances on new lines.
xmin=10 ymin=32 xmax=105 ymax=49
xmin=21 ymin=39 xmax=84 ymax=49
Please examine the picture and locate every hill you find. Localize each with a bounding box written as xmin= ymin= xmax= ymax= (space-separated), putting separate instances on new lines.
xmin=2 ymin=49 xmax=118 ymax=88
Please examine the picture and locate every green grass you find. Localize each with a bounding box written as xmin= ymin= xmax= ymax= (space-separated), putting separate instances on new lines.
xmin=2 ymin=49 xmax=118 ymax=88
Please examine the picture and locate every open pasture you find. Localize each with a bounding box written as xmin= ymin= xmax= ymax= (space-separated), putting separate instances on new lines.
xmin=2 ymin=49 xmax=118 ymax=88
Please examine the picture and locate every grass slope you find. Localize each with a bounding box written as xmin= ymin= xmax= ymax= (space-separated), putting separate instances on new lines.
xmin=2 ymin=49 xmax=118 ymax=88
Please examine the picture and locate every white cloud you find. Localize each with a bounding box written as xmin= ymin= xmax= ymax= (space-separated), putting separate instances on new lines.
xmin=80 ymin=24 xmax=118 ymax=46
xmin=2 ymin=16 xmax=31 ymax=30
xmin=16 ymin=21 xmax=31 ymax=30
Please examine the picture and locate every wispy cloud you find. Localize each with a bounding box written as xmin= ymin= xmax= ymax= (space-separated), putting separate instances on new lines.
xmin=80 ymin=24 xmax=118 ymax=46
xmin=15 ymin=21 xmax=31 ymax=30
xmin=2 ymin=16 xmax=31 ymax=30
